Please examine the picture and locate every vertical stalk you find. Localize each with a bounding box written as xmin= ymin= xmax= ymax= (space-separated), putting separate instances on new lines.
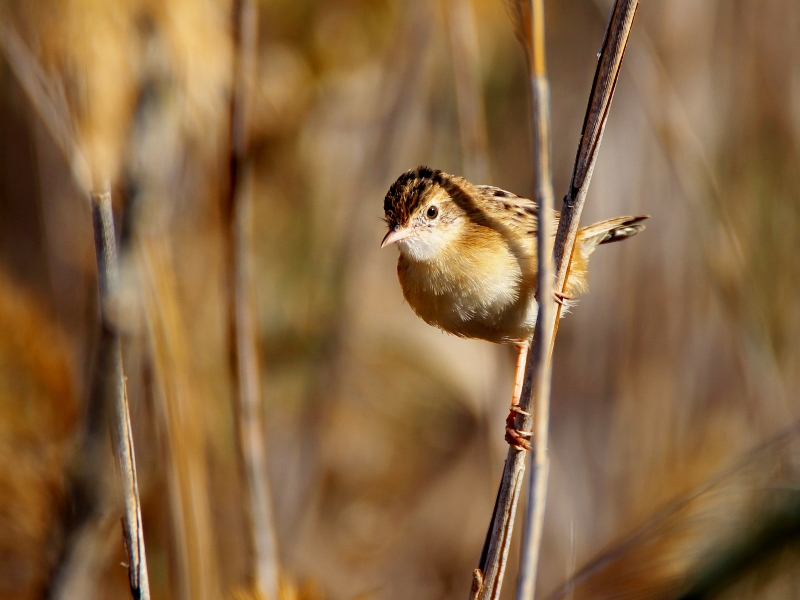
xmin=516 ymin=0 xmax=555 ymax=596
xmin=0 ymin=13 xmax=151 ymax=600
xmin=227 ymin=0 xmax=281 ymax=598
xmin=445 ymin=0 xmax=491 ymax=183
xmin=91 ymin=188 xmax=151 ymax=600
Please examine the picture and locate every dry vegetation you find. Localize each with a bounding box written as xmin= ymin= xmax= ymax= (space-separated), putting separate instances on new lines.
xmin=1 ymin=0 xmax=800 ymax=599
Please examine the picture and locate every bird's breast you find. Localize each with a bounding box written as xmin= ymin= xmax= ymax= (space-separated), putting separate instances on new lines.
xmin=396 ymin=239 xmax=538 ymax=343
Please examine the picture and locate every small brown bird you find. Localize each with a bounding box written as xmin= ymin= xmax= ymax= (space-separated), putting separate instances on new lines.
xmin=381 ymin=166 xmax=648 ymax=448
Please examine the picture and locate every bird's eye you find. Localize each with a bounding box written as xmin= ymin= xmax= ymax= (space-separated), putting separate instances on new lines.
xmin=426 ymin=205 xmax=438 ymax=219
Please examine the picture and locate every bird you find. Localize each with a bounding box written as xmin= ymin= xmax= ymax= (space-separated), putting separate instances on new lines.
xmin=381 ymin=166 xmax=648 ymax=449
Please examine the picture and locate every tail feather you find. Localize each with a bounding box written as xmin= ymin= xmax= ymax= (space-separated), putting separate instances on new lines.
xmin=580 ymin=215 xmax=649 ymax=253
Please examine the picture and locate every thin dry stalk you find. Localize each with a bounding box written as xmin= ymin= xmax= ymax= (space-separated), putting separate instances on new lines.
xmin=472 ymin=2 xmax=639 ymax=599
xmin=444 ymin=0 xmax=491 ymax=183
xmin=516 ymin=0 xmax=555 ymax=597
xmin=550 ymin=0 xmax=639 ymax=297
xmin=137 ymin=238 xmax=221 ymax=600
xmin=0 ymin=16 xmax=151 ymax=597
xmin=227 ymin=1 xmax=281 ymax=598
xmin=91 ymin=188 xmax=152 ymax=600
xmin=1 ymin=16 xmax=152 ymax=599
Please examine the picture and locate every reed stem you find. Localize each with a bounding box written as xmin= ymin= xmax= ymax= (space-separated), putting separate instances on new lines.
xmin=471 ymin=2 xmax=639 ymax=598
xmin=91 ymin=188 xmax=152 ymax=600
xmin=516 ymin=0 xmax=555 ymax=596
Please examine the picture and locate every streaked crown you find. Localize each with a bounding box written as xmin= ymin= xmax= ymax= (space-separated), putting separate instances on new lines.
xmin=383 ymin=166 xmax=449 ymax=230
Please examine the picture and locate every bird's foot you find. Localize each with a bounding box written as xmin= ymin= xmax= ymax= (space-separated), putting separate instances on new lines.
xmin=553 ymin=291 xmax=572 ymax=305
xmin=509 ymin=404 xmax=529 ymax=417
xmin=505 ymin=407 xmax=532 ymax=451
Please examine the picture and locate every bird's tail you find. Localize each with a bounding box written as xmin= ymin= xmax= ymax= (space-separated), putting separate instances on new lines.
xmin=579 ymin=215 xmax=649 ymax=254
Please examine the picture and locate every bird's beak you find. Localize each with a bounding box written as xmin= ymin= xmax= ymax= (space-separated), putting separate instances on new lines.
xmin=381 ymin=227 xmax=413 ymax=249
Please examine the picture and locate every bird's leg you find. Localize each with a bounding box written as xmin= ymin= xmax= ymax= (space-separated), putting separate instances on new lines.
xmin=505 ymin=342 xmax=532 ymax=451
xmin=511 ymin=341 xmax=528 ymax=409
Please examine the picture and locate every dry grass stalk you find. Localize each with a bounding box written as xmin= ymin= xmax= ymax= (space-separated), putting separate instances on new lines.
xmin=472 ymin=2 xmax=639 ymax=599
xmin=1 ymin=13 xmax=151 ymax=598
xmin=91 ymin=188 xmax=151 ymax=600
xmin=227 ymin=0 xmax=281 ymax=597
xmin=444 ymin=0 xmax=491 ymax=183
xmin=137 ymin=237 xmax=221 ymax=600
xmin=515 ymin=0 xmax=555 ymax=597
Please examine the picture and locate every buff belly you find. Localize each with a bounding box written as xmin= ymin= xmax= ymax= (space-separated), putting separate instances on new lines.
xmin=397 ymin=253 xmax=538 ymax=344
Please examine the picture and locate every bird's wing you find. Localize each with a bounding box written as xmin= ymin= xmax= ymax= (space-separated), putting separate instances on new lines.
xmin=474 ymin=185 xmax=559 ymax=254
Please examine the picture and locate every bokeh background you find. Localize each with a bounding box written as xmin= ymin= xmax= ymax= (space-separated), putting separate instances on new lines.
xmin=1 ymin=0 xmax=800 ymax=598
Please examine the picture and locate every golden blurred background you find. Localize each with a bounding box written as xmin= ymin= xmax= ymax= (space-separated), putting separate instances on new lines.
xmin=1 ymin=0 xmax=800 ymax=599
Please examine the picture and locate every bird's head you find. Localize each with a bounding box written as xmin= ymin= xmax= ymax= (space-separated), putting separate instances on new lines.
xmin=381 ymin=166 xmax=472 ymax=262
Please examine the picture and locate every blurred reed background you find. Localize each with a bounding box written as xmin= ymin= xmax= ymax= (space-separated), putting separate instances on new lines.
xmin=1 ymin=0 xmax=800 ymax=599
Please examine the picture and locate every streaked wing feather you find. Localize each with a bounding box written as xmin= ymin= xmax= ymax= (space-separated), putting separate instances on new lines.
xmin=474 ymin=186 xmax=559 ymax=253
